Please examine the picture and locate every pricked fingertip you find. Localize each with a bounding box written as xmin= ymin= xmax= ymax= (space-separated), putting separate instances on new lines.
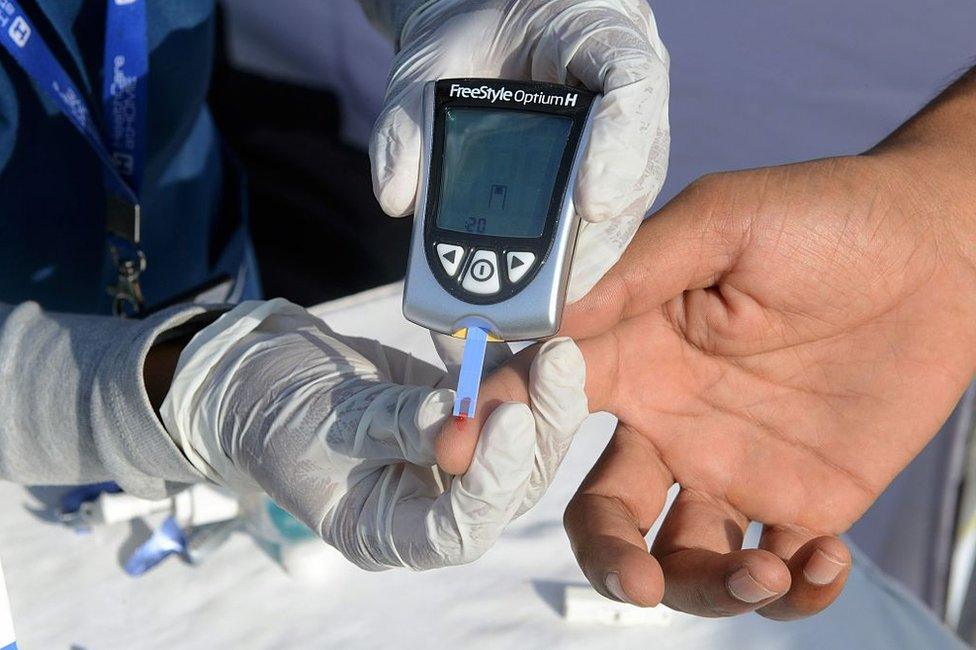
xmin=435 ymin=411 xmax=481 ymax=475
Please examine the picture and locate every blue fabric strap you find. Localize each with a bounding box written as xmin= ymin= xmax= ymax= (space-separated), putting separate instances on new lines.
xmin=102 ymin=0 xmax=148 ymax=197
xmin=124 ymin=516 xmax=187 ymax=576
xmin=0 ymin=0 xmax=147 ymax=204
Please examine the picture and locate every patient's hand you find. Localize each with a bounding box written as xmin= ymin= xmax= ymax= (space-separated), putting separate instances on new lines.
xmin=437 ymin=154 xmax=976 ymax=619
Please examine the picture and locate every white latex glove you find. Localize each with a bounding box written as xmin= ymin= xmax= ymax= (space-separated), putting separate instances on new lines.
xmin=370 ymin=0 xmax=671 ymax=301
xmin=159 ymin=299 xmax=588 ymax=570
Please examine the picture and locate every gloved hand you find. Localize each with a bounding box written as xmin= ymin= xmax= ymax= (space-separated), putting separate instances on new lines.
xmin=370 ymin=0 xmax=671 ymax=301
xmin=159 ymin=299 xmax=588 ymax=570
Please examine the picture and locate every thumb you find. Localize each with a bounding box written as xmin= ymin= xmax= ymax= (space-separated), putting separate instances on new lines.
xmin=561 ymin=4 xmax=671 ymax=223
xmin=562 ymin=173 xmax=751 ymax=340
xmin=369 ymin=82 xmax=425 ymax=217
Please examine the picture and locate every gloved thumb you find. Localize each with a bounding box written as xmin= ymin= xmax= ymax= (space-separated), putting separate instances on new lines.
xmin=540 ymin=3 xmax=671 ymax=223
xmin=435 ymin=337 xmax=587 ymax=478
xmin=369 ymin=82 xmax=425 ymax=217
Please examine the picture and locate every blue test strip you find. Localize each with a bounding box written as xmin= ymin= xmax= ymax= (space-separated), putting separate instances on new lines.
xmin=453 ymin=325 xmax=489 ymax=419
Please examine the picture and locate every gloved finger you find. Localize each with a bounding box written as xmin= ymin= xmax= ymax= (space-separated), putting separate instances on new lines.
xmin=369 ymin=81 xmax=425 ymax=217
xmin=392 ymin=402 xmax=537 ymax=569
xmin=515 ymin=338 xmax=589 ymax=515
xmin=756 ymin=526 xmax=851 ymax=620
xmin=430 ymin=331 xmax=513 ymax=389
xmin=435 ymin=343 xmax=536 ymax=475
xmin=565 ymin=213 xmax=641 ymax=303
xmin=327 ymin=385 xmax=454 ymax=467
xmin=650 ymin=488 xmax=791 ymax=616
xmin=574 ymin=72 xmax=670 ymax=224
xmin=564 ymin=423 xmax=672 ymax=607
xmin=435 ymin=328 xmax=623 ymax=476
xmin=532 ymin=3 xmax=670 ymax=223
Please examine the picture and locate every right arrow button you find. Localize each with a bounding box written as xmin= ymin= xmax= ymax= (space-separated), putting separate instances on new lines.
xmin=506 ymin=251 xmax=537 ymax=284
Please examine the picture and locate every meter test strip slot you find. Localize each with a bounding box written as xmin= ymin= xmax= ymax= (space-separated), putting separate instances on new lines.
xmin=402 ymin=79 xmax=600 ymax=418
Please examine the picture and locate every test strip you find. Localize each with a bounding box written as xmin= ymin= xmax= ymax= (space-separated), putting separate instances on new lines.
xmin=453 ymin=325 xmax=489 ymax=419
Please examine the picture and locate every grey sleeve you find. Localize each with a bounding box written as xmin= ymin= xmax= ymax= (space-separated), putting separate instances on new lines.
xmin=0 ymin=302 xmax=212 ymax=499
xmin=356 ymin=0 xmax=431 ymax=45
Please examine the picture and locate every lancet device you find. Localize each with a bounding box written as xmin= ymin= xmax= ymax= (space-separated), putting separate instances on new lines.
xmin=402 ymin=78 xmax=600 ymax=418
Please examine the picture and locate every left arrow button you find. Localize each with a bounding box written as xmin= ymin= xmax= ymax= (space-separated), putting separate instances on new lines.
xmin=436 ymin=243 xmax=465 ymax=277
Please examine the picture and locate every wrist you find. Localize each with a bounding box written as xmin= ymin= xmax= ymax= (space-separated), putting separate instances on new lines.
xmin=864 ymin=68 xmax=976 ymax=278
xmin=143 ymin=311 xmax=223 ymax=414
xmin=860 ymin=147 xmax=976 ymax=288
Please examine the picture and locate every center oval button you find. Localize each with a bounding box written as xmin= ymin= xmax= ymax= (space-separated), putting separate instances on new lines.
xmin=461 ymin=250 xmax=501 ymax=295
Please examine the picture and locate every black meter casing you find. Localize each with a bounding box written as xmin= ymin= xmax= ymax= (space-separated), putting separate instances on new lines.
xmin=403 ymin=78 xmax=599 ymax=341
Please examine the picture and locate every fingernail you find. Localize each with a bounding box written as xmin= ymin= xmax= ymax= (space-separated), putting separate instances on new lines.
xmin=803 ymin=549 xmax=846 ymax=586
xmin=605 ymin=572 xmax=633 ymax=604
xmin=726 ymin=567 xmax=778 ymax=603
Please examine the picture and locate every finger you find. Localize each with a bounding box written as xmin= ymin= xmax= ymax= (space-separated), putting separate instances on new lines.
xmin=514 ymin=339 xmax=589 ymax=514
xmin=651 ymin=489 xmax=791 ymax=616
xmin=574 ymin=72 xmax=670 ymax=224
xmin=333 ymin=333 xmax=447 ymax=387
xmin=560 ymin=175 xmax=751 ymax=340
xmin=565 ymin=424 xmax=672 ymax=607
xmin=435 ymin=325 xmax=627 ymax=476
xmin=435 ymin=336 xmax=589 ymax=476
xmin=435 ymin=345 xmax=539 ymax=475
xmin=391 ymin=402 xmax=537 ymax=569
xmin=565 ymin=213 xmax=641 ymax=303
xmin=541 ymin=4 xmax=670 ymax=224
xmin=369 ymin=82 xmax=424 ymax=217
xmin=327 ymin=385 xmax=453 ymax=467
xmin=756 ymin=526 xmax=852 ymax=620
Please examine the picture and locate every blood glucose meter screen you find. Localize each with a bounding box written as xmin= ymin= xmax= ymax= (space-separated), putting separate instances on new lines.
xmin=437 ymin=108 xmax=573 ymax=238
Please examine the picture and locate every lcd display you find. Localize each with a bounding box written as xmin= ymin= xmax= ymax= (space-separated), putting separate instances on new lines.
xmin=436 ymin=108 xmax=573 ymax=238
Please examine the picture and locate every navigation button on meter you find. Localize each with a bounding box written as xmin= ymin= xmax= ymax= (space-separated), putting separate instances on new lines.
xmin=506 ymin=252 xmax=536 ymax=284
xmin=461 ymin=250 xmax=500 ymax=295
xmin=436 ymin=243 xmax=465 ymax=277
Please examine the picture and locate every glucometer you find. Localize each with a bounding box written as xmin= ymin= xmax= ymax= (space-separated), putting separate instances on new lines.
xmin=402 ymin=78 xmax=600 ymax=419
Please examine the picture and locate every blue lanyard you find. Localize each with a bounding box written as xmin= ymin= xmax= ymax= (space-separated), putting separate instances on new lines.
xmin=0 ymin=0 xmax=149 ymax=314
xmin=0 ymin=0 xmax=147 ymax=203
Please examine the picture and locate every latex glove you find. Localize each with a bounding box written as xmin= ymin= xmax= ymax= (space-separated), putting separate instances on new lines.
xmin=370 ymin=0 xmax=671 ymax=301
xmin=159 ymin=299 xmax=587 ymax=570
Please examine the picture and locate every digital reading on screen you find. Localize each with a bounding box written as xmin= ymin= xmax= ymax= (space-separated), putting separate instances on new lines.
xmin=436 ymin=108 xmax=573 ymax=238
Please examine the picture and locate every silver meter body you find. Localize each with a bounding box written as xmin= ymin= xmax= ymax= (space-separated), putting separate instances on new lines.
xmin=402 ymin=78 xmax=600 ymax=341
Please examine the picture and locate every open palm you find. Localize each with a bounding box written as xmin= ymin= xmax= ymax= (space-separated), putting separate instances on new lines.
xmin=438 ymin=155 xmax=976 ymax=618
